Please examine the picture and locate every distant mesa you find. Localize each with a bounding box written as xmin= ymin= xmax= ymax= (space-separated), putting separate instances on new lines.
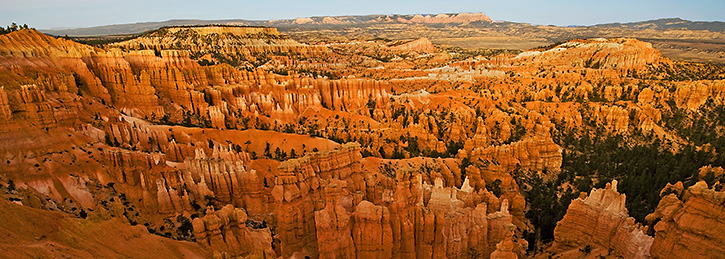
xmin=293 ymin=17 xmax=315 ymax=25
xmin=290 ymin=12 xmax=492 ymax=25
xmin=41 ymin=12 xmax=495 ymax=36
xmin=405 ymin=12 xmax=492 ymax=24
xmin=162 ymin=25 xmax=279 ymax=36
xmin=40 ymin=15 xmax=725 ymax=41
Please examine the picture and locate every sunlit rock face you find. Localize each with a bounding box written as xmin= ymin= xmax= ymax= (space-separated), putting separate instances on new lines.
xmin=646 ymin=181 xmax=725 ymax=259
xmin=552 ymin=180 xmax=653 ymax=259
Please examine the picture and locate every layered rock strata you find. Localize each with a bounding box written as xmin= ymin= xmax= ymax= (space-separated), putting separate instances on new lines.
xmin=646 ymin=181 xmax=725 ymax=259
xmin=192 ymin=204 xmax=275 ymax=258
xmin=268 ymin=143 xmax=522 ymax=258
xmin=552 ymin=180 xmax=653 ymax=259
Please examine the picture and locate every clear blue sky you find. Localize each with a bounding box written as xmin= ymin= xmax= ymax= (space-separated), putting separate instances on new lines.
xmin=1 ymin=0 xmax=723 ymax=30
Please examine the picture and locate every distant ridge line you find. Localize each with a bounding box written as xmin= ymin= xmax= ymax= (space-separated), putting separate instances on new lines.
xmin=40 ymin=15 xmax=725 ymax=37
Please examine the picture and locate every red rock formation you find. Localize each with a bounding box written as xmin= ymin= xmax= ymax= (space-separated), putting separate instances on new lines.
xmin=192 ymin=204 xmax=275 ymax=258
xmin=85 ymin=50 xmax=163 ymax=116
xmin=405 ymin=13 xmax=492 ymax=24
xmin=0 ymin=29 xmax=110 ymax=101
xmin=552 ymin=180 xmax=653 ymax=259
xmin=102 ymin=115 xmax=172 ymax=153
xmin=2 ymin=85 xmax=57 ymax=129
xmin=463 ymin=135 xmax=562 ymax=212
xmin=267 ymin=143 xmax=521 ymax=258
xmin=183 ymin=147 xmax=261 ymax=210
xmin=351 ymin=200 xmax=394 ymax=258
xmin=271 ymin=143 xmax=363 ymax=258
xmin=390 ymin=38 xmax=437 ymax=53
xmin=490 ymin=224 xmax=527 ymax=259
xmin=592 ymin=104 xmax=630 ymax=133
xmin=314 ymin=180 xmax=355 ymax=259
xmin=155 ymin=177 xmax=190 ymax=214
xmin=646 ymin=181 xmax=725 ymax=259
xmin=674 ymin=80 xmax=725 ymax=110
xmin=352 ymin=172 xmax=518 ymax=259
xmin=110 ymin=26 xmax=329 ymax=64
xmin=0 ymin=28 xmax=398 ymax=133
xmin=516 ymin=38 xmax=663 ymax=71
xmin=467 ymin=136 xmax=562 ymax=174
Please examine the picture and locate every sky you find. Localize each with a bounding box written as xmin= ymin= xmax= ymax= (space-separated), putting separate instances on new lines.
xmin=1 ymin=0 xmax=723 ymax=30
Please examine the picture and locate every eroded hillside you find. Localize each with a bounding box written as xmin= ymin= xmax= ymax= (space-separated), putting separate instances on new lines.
xmin=1 ymin=26 xmax=724 ymax=258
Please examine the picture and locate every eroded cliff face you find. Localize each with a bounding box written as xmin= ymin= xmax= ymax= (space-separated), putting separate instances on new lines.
xmin=264 ymin=143 xmax=525 ymax=259
xmin=110 ymin=26 xmax=330 ymax=68
xmin=389 ymin=38 xmax=437 ymax=53
xmin=551 ymin=180 xmax=653 ymax=259
xmin=0 ymin=28 xmax=396 ymax=127
xmin=547 ymin=179 xmax=725 ymax=259
xmin=515 ymin=38 xmax=663 ymax=71
xmin=646 ymin=181 xmax=725 ymax=259
xmin=192 ymin=204 xmax=275 ymax=258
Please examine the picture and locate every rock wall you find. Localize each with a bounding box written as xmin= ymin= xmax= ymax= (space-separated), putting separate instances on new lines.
xmin=467 ymin=136 xmax=562 ymax=174
xmin=490 ymin=224 xmax=527 ymax=259
xmin=552 ymin=180 xmax=725 ymax=259
xmin=110 ymin=26 xmax=329 ymax=62
xmin=0 ymin=29 xmax=396 ymax=131
xmin=390 ymin=38 xmax=437 ymax=53
xmin=192 ymin=204 xmax=275 ymax=258
xmin=267 ymin=143 xmax=521 ymax=258
xmin=516 ymin=38 xmax=663 ymax=71
xmin=351 ymin=200 xmax=394 ymax=258
xmin=314 ymin=180 xmax=356 ymax=259
xmin=552 ymin=180 xmax=653 ymax=259
xmin=272 ymin=143 xmax=363 ymax=258
xmin=646 ymin=181 xmax=725 ymax=259
xmin=85 ymin=50 xmax=163 ymax=115
xmin=3 ymin=85 xmax=57 ymax=130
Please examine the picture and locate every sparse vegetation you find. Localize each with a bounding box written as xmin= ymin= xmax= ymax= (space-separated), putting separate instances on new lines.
xmin=0 ymin=23 xmax=29 ymax=34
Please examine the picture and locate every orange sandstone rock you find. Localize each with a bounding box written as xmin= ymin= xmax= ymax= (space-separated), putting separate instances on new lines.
xmin=192 ymin=204 xmax=274 ymax=258
xmin=647 ymin=181 xmax=725 ymax=259
xmin=389 ymin=38 xmax=437 ymax=53
xmin=552 ymin=180 xmax=653 ymax=259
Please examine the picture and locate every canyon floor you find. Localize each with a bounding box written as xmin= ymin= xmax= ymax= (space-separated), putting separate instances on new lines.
xmin=2 ymin=14 xmax=725 ymax=258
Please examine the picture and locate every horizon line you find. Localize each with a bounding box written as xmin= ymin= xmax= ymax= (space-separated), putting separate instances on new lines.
xmin=37 ymin=13 xmax=724 ymax=32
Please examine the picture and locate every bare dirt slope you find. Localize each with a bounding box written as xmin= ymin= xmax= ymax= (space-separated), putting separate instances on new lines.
xmin=0 ymin=199 xmax=206 ymax=258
